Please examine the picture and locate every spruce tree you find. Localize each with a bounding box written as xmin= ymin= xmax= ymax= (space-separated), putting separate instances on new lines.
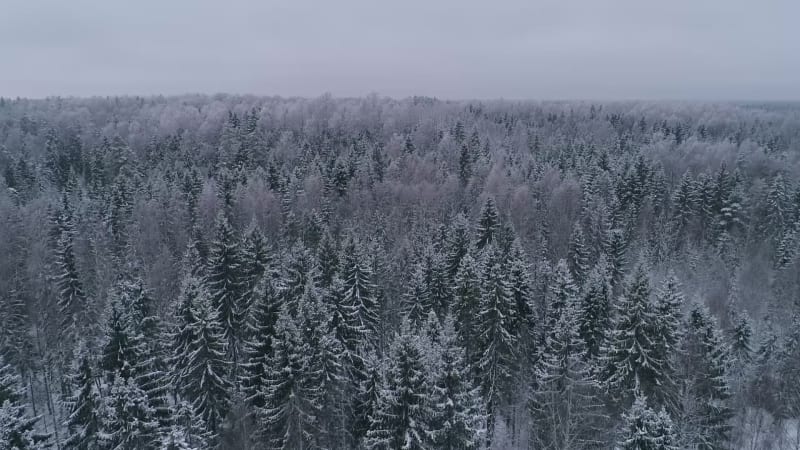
xmin=546 ymin=259 xmax=579 ymax=344
xmin=64 ymin=356 xmax=103 ymax=450
xmin=452 ymin=252 xmax=482 ymax=370
xmin=340 ymin=239 xmax=379 ymax=339
xmin=128 ymin=279 xmax=172 ymax=431
xmin=676 ymin=304 xmax=733 ymax=450
xmin=177 ymin=289 xmax=231 ymax=438
xmin=53 ymin=197 xmax=88 ymax=333
xmin=531 ymin=277 xmax=603 ymax=450
xmin=475 ymin=245 xmax=517 ymax=436
xmin=0 ymin=356 xmax=40 ymax=450
xmin=428 ymin=315 xmax=486 ymax=450
xmin=604 ymin=228 xmax=628 ymax=290
xmin=603 ymin=265 xmax=668 ymax=411
xmin=426 ymin=251 xmax=452 ymax=319
xmin=445 ymin=213 xmax=472 ymax=280
xmin=102 ymin=374 xmax=159 ymax=450
xmin=506 ymin=240 xmax=537 ymax=362
xmin=568 ymin=222 xmax=591 ymax=285
xmin=161 ymin=401 xmax=211 ymax=450
xmin=578 ymin=260 xmax=612 ymax=361
xmin=240 ymin=276 xmax=281 ymax=411
xmin=296 ymin=287 xmax=346 ymax=447
xmin=100 ymin=289 xmax=139 ymax=381
xmin=352 ymin=349 xmax=382 ymax=446
xmin=205 ymin=212 xmax=246 ymax=376
xmin=475 ymin=198 xmax=500 ymax=250
xmin=258 ymin=309 xmax=322 ymax=450
xmin=364 ymin=325 xmax=431 ymax=450
xmin=651 ymin=274 xmax=684 ymax=411
xmin=619 ymin=391 xmax=678 ymax=450
xmin=402 ymin=262 xmax=432 ymax=328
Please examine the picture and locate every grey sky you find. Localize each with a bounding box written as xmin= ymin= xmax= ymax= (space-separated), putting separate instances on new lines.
xmin=2 ymin=0 xmax=798 ymax=100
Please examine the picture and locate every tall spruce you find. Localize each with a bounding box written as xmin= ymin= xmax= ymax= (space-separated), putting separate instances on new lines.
xmin=603 ymin=264 xmax=668 ymax=411
xmin=428 ymin=315 xmax=486 ymax=449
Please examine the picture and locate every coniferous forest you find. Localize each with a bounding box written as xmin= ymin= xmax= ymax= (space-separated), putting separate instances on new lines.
xmin=1 ymin=95 xmax=800 ymax=449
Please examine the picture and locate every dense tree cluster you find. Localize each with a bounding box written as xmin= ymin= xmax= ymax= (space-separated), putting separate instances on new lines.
xmin=0 ymin=95 xmax=799 ymax=448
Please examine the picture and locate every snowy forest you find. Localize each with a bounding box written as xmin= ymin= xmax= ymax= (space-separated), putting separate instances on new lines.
xmin=1 ymin=95 xmax=800 ymax=449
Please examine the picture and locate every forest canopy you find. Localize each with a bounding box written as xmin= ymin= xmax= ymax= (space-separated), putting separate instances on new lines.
xmin=0 ymin=95 xmax=799 ymax=449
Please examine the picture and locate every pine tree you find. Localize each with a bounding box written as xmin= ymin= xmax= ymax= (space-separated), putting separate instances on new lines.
xmin=0 ymin=356 xmax=40 ymax=450
xmin=676 ymin=303 xmax=733 ymax=450
xmin=603 ymin=265 xmax=669 ymax=411
xmin=619 ymin=391 xmax=678 ymax=450
xmin=364 ymin=325 xmax=430 ymax=450
xmin=64 ymin=356 xmax=103 ymax=450
xmin=177 ymin=289 xmax=231 ymax=437
xmin=475 ymin=245 xmax=517 ymax=435
xmin=205 ymin=212 xmax=246 ymax=376
xmin=427 ymin=315 xmax=486 ymax=450
xmin=476 ymin=198 xmax=500 ymax=250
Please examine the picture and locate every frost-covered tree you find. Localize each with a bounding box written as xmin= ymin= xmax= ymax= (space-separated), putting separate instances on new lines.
xmin=603 ymin=265 xmax=669 ymax=411
xmin=568 ymin=222 xmax=591 ymax=285
xmin=531 ymin=288 xmax=605 ymax=450
xmin=240 ymin=276 xmax=281 ymax=411
xmin=427 ymin=315 xmax=486 ymax=450
xmin=205 ymin=212 xmax=246 ymax=374
xmin=578 ymin=259 xmax=612 ymax=361
xmin=102 ymin=374 xmax=159 ymax=450
xmin=340 ymin=238 xmax=379 ymax=339
xmin=175 ymin=288 xmax=231 ymax=438
xmin=475 ymin=198 xmax=500 ymax=250
xmin=402 ymin=262 xmax=432 ymax=328
xmin=618 ymin=392 xmax=678 ymax=450
xmin=64 ymin=356 xmax=102 ymax=450
xmin=675 ymin=303 xmax=733 ymax=450
xmin=258 ymin=309 xmax=321 ymax=450
xmin=0 ymin=356 xmax=40 ymax=450
xmin=452 ymin=252 xmax=482 ymax=370
xmin=364 ymin=325 xmax=431 ymax=450
xmin=475 ymin=245 xmax=517 ymax=436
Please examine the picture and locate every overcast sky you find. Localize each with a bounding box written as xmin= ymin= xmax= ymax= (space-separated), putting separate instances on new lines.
xmin=2 ymin=0 xmax=798 ymax=100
